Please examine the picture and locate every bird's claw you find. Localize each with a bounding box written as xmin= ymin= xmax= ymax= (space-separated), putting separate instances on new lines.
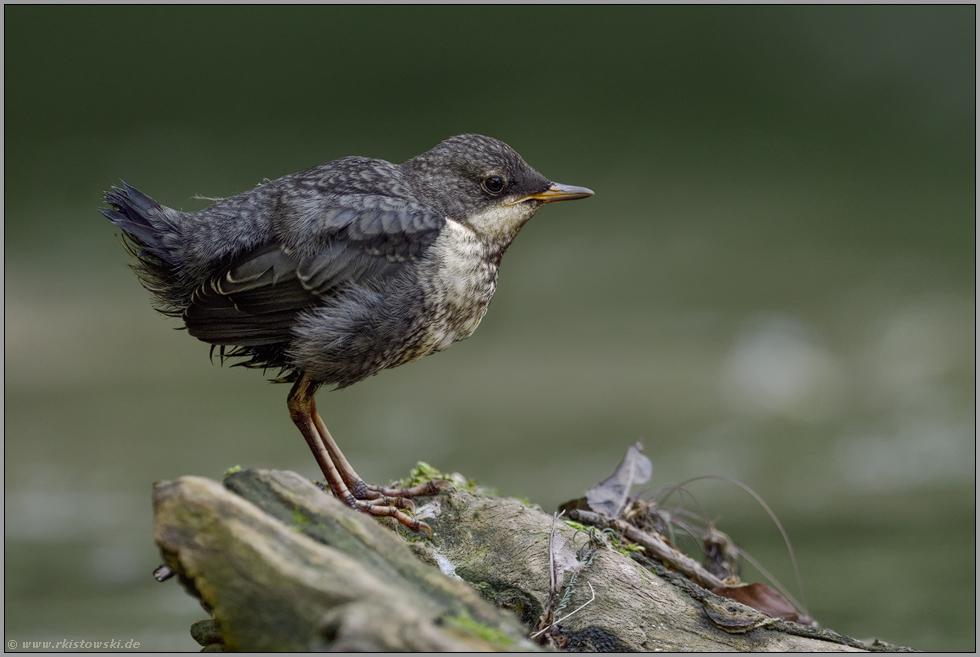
xmin=350 ymin=498 xmax=432 ymax=537
xmin=368 ymin=478 xmax=454 ymax=499
xmin=318 ymin=473 xmax=448 ymax=536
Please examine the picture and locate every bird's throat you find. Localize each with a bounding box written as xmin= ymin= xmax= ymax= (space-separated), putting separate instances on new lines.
xmin=462 ymin=202 xmax=539 ymax=253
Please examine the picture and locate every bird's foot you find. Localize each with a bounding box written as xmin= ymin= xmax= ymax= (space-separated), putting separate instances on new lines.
xmin=360 ymin=478 xmax=455 ymax=499
xmin=344 ymin=496 xmax=433 ymax=538
xmin=326 ymin=479 xmax=452 ymax=537
xmin=363 ymin=493 xmax=416 ymax=512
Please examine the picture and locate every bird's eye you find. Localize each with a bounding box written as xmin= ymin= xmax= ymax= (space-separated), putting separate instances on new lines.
xmin=482 ymin=175 xmax=505 ymax=194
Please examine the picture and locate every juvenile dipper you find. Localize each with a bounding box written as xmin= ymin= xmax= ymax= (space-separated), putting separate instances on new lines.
xmin=102 ymin=134 xmax=593 ymax=534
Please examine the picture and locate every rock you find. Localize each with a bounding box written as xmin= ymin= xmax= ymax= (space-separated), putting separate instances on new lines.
xmin=153 ymin=469 xmax=912 ymax=652
xmin=154 ymin=470 xmax=533 ymax=651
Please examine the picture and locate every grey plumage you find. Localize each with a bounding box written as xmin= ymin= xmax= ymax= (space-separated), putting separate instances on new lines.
xmin=102 ymin=134 xmax=591 ymax=388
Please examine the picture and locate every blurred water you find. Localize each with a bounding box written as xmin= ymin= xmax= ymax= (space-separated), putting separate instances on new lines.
xmin=4 ymin=6 xmax=974 ymax=651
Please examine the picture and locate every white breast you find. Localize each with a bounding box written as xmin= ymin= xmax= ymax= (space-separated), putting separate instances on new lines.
xmin=425 ymin=219 xmax=498 ymax=353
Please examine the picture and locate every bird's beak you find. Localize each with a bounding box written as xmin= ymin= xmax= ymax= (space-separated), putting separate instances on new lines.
xmin=520 ymin=183 xmax=595 ymax=204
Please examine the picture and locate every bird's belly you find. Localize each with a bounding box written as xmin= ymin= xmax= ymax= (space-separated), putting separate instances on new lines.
xmin=289 ymin=222 xmax=499 ymax=386
xmin=378 ymin=300 xmax=489 ymax=372
xmin=410 ymin=273 xmax=494 ymax=360
xmin=428 ymin=302 xmax=489 ymax=353
xmin=417 ymin=223 xmax=498 ymax=356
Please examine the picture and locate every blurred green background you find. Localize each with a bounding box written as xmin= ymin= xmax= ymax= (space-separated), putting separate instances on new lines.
xmin=4 ymin=6 xmax=974 ymax=651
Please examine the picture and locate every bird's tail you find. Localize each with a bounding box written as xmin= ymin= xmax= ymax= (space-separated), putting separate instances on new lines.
xmin=101 ymin=182 xmax=191 ymax=315
xmin=101 ymin=182 xmax=183 ymax=263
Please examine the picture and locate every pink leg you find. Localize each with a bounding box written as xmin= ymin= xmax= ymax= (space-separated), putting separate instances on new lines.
xmin=310 ymin=396 xmax=451 ymax=501
xmin=289 ymin=374 xmax=443 ymax=536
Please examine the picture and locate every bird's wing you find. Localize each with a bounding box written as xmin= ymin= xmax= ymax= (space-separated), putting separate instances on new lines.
xmin=183 ymin=196 xmax=445 ymax=346
xmin=280 ymin=192 xmax=445 ymax=260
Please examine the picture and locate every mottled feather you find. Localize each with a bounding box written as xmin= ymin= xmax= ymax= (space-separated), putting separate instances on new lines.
xmin=102 ymin=134 xmax=570 ymax=386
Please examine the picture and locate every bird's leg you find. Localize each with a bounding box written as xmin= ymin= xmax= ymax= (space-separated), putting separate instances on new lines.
xmin=287 ymin=375 xmax=360 ymax=508
xmin=307 ymin=395 xmax=373 ymax=497
xmin=307 ymin=396 xmax=413 ymax=511
xmin=309 ymin=396 xmax=450 ymax=502
xmin=290 ymin=374 xmax=433 ymax=536
xmin=309 ymin=406 xmax=449 ymax=500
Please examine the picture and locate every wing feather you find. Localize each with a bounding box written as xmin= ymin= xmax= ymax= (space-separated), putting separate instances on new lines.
xmin=182 ymin=196 xmax=445 ymax=348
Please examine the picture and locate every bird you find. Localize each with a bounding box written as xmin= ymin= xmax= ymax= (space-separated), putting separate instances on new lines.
xmin=102 ymin=134 xmax=593 ymax=535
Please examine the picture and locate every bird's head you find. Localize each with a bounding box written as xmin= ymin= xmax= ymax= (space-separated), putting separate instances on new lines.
xmin=402 ymin=134 xmax=593 ymax=246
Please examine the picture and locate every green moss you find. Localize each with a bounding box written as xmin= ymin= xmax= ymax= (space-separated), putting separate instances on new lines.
xmin=464 ymin=579 xmax=543 ymax=627
xmin=400 ymin=461 xmax=447 ymax=488
xmin=563 ymin=519 xmax=590 ymax=532
xmin=471 ymin=581 xmax=494 ymax=597
xmin=223 ymin=465 xmax=242 ymax=478
xmin=399 ymin=461 xmax=482 ymax=492
xmin=409 ymin=461 xmax=443 ymax=479
xmin=292 ymin=506 xmax=309 ymax=529
xmin=441 ymin=611 xmax=514 ymax=646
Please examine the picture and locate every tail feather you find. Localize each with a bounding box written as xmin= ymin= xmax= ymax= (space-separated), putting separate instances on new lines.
xmin=102 ymin=182 xmax=193 ymax=314
xmin=101 ymin=182 xmax=179 ymax=264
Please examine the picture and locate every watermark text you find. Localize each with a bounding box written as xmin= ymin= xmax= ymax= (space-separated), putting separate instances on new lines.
xmin=7 ymin=639 xmax=140 ymax=650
